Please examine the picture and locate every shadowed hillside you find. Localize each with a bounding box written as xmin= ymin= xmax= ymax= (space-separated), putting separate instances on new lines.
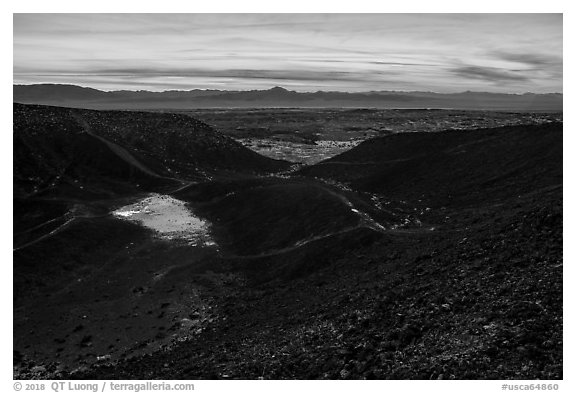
xmin=14 ymin=103 xmax=289 ymax=198
xmin=300 ymin=123 xmax=562 ymax=208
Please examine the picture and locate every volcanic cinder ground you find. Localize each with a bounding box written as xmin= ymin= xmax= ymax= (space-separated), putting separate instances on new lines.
xmin=13 ymin=104 xmax=562 ymax=380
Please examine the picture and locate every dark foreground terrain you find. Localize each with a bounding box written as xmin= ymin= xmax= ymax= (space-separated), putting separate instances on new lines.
xmin=13 ymin=104 xmax=562 ymax=379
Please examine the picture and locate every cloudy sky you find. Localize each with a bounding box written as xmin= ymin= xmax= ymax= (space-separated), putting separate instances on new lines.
xmin=13 ymin=14 xmax=562 ymax=93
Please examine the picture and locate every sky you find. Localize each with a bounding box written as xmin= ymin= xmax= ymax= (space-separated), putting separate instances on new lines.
xmin=13 ymin=13 xmax=563 ymax=93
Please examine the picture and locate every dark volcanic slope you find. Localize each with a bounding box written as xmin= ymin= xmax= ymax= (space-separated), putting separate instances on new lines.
xmin=300 ymin=123 xmax=562 ymax=208
xmin=14 ymin=109 xmax=562 ymax=380
xmin=14 ymin=104 xmax=173 ymax=201
xmin=14 ymin=103 xmax=289 ymax=198
xmin=74 ymin=108 xmax=289 ymax=178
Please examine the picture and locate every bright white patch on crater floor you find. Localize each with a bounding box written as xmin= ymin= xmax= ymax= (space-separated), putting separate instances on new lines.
xmin=112 ymin=193 xmax=215 ymax=246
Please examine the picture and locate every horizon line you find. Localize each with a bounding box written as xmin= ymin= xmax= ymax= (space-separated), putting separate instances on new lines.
xmin=13 ymin=83 xmax=563 ymax=96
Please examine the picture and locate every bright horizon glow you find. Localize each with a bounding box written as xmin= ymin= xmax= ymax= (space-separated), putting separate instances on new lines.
xmin=13 ymin=14 xmax=563 ymax=93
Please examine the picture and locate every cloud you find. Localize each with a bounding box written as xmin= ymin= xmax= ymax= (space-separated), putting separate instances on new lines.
xmin=451 ymin=66 xmax=529 ymax=83
xmin=370 ymin=61 xmax=439 ymax=67
xmin=13 ymin=14 xmax=563 ymax=93
xmin=492 ymin=51 xmax=562 ymax=68
xmin=17 ymin=67 xmax=401 ymax=84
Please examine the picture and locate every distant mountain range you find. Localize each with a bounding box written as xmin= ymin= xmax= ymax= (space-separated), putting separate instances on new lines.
xmin=13 ymin=84 xmax=563 ymax=111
